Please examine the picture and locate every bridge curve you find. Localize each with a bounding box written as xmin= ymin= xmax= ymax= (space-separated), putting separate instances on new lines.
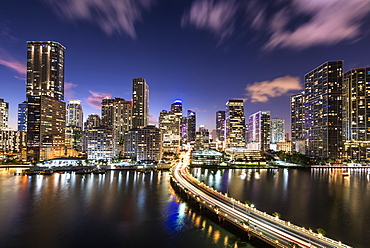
xmin=170 ymin=154 xmax=351 ymax=248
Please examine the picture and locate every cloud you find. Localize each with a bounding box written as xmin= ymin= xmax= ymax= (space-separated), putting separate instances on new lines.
xmin=245 ymin=76 xmax=302 ymax=103
xmin=148 ymin=114 xmax=158 ymax=126
xmin=64 ymin=82 xmax=78 ymax=99
xmin=0 ymin=48 xmax=26 ymax=74
xmin=43 ymin=0 xmax=155 ymax=38
xmin=262 ymin=0 xmax=370 ymax=49
xmin=182 ymin=0 xmax=238 ymax=41
xmin=86 ymin=90 xmax=112 ymax=109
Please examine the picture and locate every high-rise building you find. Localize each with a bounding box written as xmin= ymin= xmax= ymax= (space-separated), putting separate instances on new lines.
xmin=132 ymin=78 xmax=149 ymax=129
xmin=304 ymin=61 xmax=343 ymax=158
xmin=26 ymin=41 xmax=65 ymax=101
xmin=101 ymin=97 xmax=132 ymax=141
xmin=187 ymin=110 xmax=196 ymax=142
xmin=0 ymin=129 xmax=27 ymax=154
xmin=171 ymin=100 xmax=183 ymax=116
xmin=0 ymin=99 xmax=9 ymax=130
xmin=67 ymin=100 xmax=83 ymax=128
xmin=84 ymin=114 xmax=101 ymax=131
xmin=270 ymin=117 xmax=285 ymax=144
xmin=247 ymin=111 xmax=270 ymax=151
xmin=225 ymin=99 xmax=246 ymax=148
xmin=216 ymin=110 xmax=225 ymax=141
xmin=343 ymin=67 xmax=370 ymax=160
xmin=291 ymin=92 xmax=305 ymax=141
xmin=25 ymin=41 xmax=66 ymax=162
xmin=158 ymin=110 xmax=181 ymax=154
xmin=26 ymin=96 xmax=66 ymax=161
xmin=124 ymin=125 xmax=162 ymax=162
xmin=195 ymin=125 xmax=210 ymax=149
xmin=18 ymin=101 xmax=27 ymax=131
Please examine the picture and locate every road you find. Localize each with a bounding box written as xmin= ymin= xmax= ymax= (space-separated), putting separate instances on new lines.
xmin=171 ymin=153 xmax=352 ymax=248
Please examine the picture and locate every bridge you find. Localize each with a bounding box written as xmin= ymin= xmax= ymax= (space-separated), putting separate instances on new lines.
xmin=170 ymin=154 xmax=352 ymax=248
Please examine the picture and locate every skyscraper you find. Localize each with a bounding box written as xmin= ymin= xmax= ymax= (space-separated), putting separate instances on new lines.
xmin=225 ymin=99 xmax=245 ymax=148
xmin=66 ymin=100 xmax=83 ymax=128
xmin=291 ymin=92 xmax=305 ymax=141
xmin=18 ymin=101 xmax=27 ymax=131
xmin=132 ymin=78 xmax=149 ymax=129
xmin=187 ymin=110 xmax=196 ymax=142
xmin=0 ymin=99 xmax=9 ymax=130
xmin=304 ymin=61 xmax=343 ymax=158
xmin=270 ymin=117 xmax=285 ymax=144
xmin=171 ymin=100 xmax=183 ymax=116
xmin=343 ymin=67 xmax=370 ymax=160
xmin=247 ymin=111 xmax=270 ymax=151
xmin=159 ymin=110 xmax=181 ymax=154
xmin=25 ymin=41 xmax=66 ymax=161
xmin=84 ymin=114 xmax=101 ymax=131
xmin=26 ymin=41 xmax=65 ymax=101
xmin=101 ymin=97 xmax=132 ymax=140
xmin=216 ymin=110 xmax=225 ymax=141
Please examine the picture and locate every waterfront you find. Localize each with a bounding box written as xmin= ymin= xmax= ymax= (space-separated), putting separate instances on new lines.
xmin=193 ymin=167 xmax=370 ymax=248
xmin=1 ymin=168 xmax=368 ymax=248
xmin=0 ymin=169 xmax=254 ymax=248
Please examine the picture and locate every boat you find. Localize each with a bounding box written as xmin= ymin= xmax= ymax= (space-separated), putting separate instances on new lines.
xmin=75 ymin=169 xmax=93 ymax=174
xmin=342 ymin=172 xmax=350 ymax=177
xmin=92 ymin=168 xmax=107 ymax=174
xmin=40 ymin=169 xmax=54 ymax=175
xmin=23 ymin=169 xmax=40 ymax=175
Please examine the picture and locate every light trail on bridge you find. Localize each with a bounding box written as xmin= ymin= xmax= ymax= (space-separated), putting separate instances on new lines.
xmin=171 ymin=153 xmax=352 ymax=248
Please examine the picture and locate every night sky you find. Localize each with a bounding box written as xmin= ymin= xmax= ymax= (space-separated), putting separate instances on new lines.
xmin=2 ymin=0 xmax=370 ymax=132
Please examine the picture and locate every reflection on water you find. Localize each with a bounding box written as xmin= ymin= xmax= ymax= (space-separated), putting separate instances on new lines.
xmin=192 ymin=167 xmax=370 ymax=248
xmin=0 ymin=169 xmax=256 ymax=248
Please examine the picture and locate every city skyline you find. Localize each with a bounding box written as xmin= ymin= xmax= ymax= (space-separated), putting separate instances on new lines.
xmin=2 ymin=1 xmax=370 ymax=131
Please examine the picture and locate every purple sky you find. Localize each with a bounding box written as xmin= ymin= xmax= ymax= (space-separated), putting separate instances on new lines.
xmin=2 ymin=0 xmax=370 ymax=132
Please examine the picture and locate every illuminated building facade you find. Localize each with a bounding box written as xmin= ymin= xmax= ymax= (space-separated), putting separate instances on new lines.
xmin=171 ymin=100 xmax=183 ymax=116
xmin=216 ymin=110 xmax=225 ymax=141
xmin=124 ymin=125 xmax=162 ymax=162
xmin=270 ymin=117 xmax=285 ymax=144
xmin=343 ymin=67 xmax=370 ymax=160
xmin=25 ymin=41 xmax=66 ymax=162
xmin=304 ymin=61 xmax=343 ymax=158
xmin=67 ymin=100 xmax=83 ymax=128
xmin=187 ymin=110 xmax=196 ymax=142
xmin=225 ymin=99 xmax=246 ymax=148
xmin=159 ymin=110 xmax=181 ymax=154
xmin=102 ymin=97 xmax=132 ymax=141
xmin=84 ymin=114 xmax=101 ymax=130
xmin=85 ymin=125 xmax=117 ymax=160
xmin=26 ymin=41 xmax=65 ymax=101
xmin=247 ymin=111 xmax=270 ymax=151
xmin=195 ymin=125 xmax=210 ymax=149
xmin=0 ymin=99 xmax=9 ymax=130
xmin=0 ymin=130 xmax=27 ymax=153
xmin=18 ymin=101 xmax=27 ymax=131
xmin=132 ymin=78 xmax=149 ymax=129
xmin=291 ymin=92 xmax=305 ymax=141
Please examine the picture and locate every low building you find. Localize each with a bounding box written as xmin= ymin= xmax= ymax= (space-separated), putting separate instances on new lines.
xmin=85 ymin=125 xmax=118 ymax=161
xmin=276 ymin=142 xmax=292 ymax=152
xmin=224 ymin=147 xmax=263 ymax=162
xmin=191 ymin=149 xmax=223 ymax=166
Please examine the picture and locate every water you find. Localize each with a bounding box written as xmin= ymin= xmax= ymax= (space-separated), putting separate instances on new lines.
xmin=192 ymin=167 xmax=370 ymax=248
xmin=0 ymin=169 xmax=254 ymax=248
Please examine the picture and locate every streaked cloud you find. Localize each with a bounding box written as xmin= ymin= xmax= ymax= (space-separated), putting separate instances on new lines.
xmin=64 ymin=82 xmax=78 ymax=99
xmin=0 ymin=48 xmax=26 ymax=74
xmin=43 ymin=0 xmax=156 ymax=38
xmin=245 ymin=76 xmax=302 ymax=103
xmin=245 ymin=0 xmax=370 ymax=50
xmin=86 ymin=90 xmax=112 ymax=109
xmin=182 ymin=0 xmax=238 ymax=41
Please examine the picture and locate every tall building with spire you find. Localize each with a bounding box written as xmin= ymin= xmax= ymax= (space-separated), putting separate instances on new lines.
xmin=225 ymin=99 xmax=246 ymax=148
xmin=25 ymin=41 xmax=66 ymax=162
xmin=0 ymin=99 xmax=9 ymax=130
xmin=132 ymin=78 xmax=149 ymax=129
